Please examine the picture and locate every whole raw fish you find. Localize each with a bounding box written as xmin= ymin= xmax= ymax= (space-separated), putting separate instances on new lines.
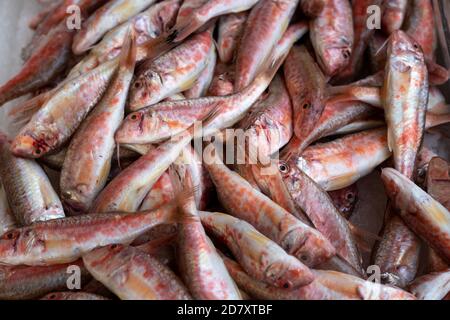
xmin=217 ymin=12 xmax=248 ymax=63
xmin=373 ymin=212 xmax=421 ymax=288
xmin=310 ymin=0 xmax=354 ymax=76
xmin=0 ymin=260 xmax=90 ymax=300
xmin=0 ymin=133 xmax=65 ymax=225
xmin=72 ymin=0 xmax=157 ymax=54
xmin=170 ymin=170 xmax=242 ymax=300
xmin=0 ymin=23 xmax=73 ymax=107
xmin=285 ymin=128 xmax=391 ymax=191
xmin=204 ymin=145 xmax=336 ymax=267
xmin=129 ymin=30 xmax=214 ymax=110
xmin=0 ymin=204 xmax=177 ymax=266
xmin=223 ymin=255 xmax=415 ymax=300
xmin=284 ymin=45 xmax=326 ymax=143
xmin=409 ymin=269 xmax=450 ymax=300
xmin=173 ymin=0 xmax=260 ymax=42
xmin=73 ymin=0 xmax=182 ymax=74
xmin=234 ymin=0 xmax=300 ymax=90
xmin=280 ymin=157 xmax=363 ymax=272
xmin=83 ymin=244 xmax=192 ymax=300
xmin=11 ymin=58 xmax=119 ymax=159
xmin=95 ymin=107 xmax=220 ymax=213
xmin=282 ymin=101 xmax=377 ymax=158
xmin=24 ymin=0 xmax=108 ymax=60
xmin=237 ymin=75 xmax=293 ymax=157
xmin=382 ymin=168 xmax=450 ymax=263
xmin=336 ymin=0 xmax=383 ymax=82
xmin=118 ymin=49 xmax=289 ymax=145
xmin=383 ymin=30 xmax=428 ymax=180
xmin=60 ymin=30 xmax=137 ymax=215
xmin=200 ymin=211 xmax=314 ymax=288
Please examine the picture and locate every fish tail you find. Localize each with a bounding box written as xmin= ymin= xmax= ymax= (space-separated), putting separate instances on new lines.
xmin=119 ymin=27 xmax=137 ymax=71
xmin=172 ymin=16 xmax=203 ymax=42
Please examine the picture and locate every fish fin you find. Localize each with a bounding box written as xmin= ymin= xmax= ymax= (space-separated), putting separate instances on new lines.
xmin=191 ymin=102 xmax=224 ymax=137
xmin=168 ymin=165 xmax=200 ymax=217
xmin=140 ymin=30 xmax=178 ymax=61
xmin=172 ymin=15 xmax=203 ymax=42
xmin=8 ymin=90 xmax=52 ymax=119
xmin=374 ymin=36 xmax=390 ymax=58
xmin=118 ymin=26 xmax=137 ymax=71
xmin=387 ymin=126 xmax=394 ymax=152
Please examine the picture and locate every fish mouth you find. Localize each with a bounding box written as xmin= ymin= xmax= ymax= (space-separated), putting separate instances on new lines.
xmin=10 ymin=135 xmax=38 ymax=158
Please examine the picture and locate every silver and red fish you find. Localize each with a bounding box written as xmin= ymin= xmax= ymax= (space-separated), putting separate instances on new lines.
xmin=72 ymin=0 xmax=182 ymax=74
xmin=0 ymin=133 xmax=65 ymax=226
xmin=0 ymin=260 xmax=90 ymax=300
xmin=223 ymin=255 xmax=415 ymax=300
xmin=170 ymin=169 xmax=242 ymax=300
xmin=0 ymin=204 xmax=177 ymax=266
xmin=72 ymin=0 xmax=158 ymax=54
xmin=383 ymin=30 xmax=428 ymax=180
xmin=234 ymin=0 xmax=300 ymax=91
xmin=204 ymin=145 xmax=336 ymax=267
xmin=0 ymin=22 xmax=73 ymax=107
xmin=200 ymin=211 xmax=314 ymax=288
xmin=172 ymin=0 xmax=260 ymax=42
xmin=83 ymin=244 xmax=192 ymax=300
xmin=382 ymin=168 xmax=450 ymax=264
xmin=283 ymin=45 xmax=327 ymax=143
xmin=309 ymin=0 xmax=354 ymax=76
xmin=284 ymin=128 xmax=391 ymax=192
xmin=61 ymin=29 xmax=137 ymax=215
xmin=129 ymin=29 xmax=214 ymax=110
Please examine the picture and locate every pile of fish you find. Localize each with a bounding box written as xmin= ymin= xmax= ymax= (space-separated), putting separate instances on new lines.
xmin=0 ymin=0 xmax=450 ymax=300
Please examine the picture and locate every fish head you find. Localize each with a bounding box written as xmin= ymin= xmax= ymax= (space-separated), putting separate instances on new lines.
xmin=11 ymin=132 xmax=52 ymax=158
xmin=388 ymin=31 xmax=425 ymax=67
xmin=0 ymin=228 xmax=41 ymax=265
xmin=264 ymin=258 xmax=314 ymax=289
xmin=317 ymin=42 xmax=352 ymax=76
xmin=129 ymin=70 xmax=164 ymax=111
xmin=61 ymin=190 xmax=90 ymax=216
xmin=115 ymin=110 xmax=158 ymax=144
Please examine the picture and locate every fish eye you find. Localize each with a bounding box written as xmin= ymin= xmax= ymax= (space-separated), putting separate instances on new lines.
xmin=278 ymin=161 xmax=289 ymax=174
xmin=35 ymin=149 xmax=42 ymax=155
xmin=130 ymin=113 xmax=139 ymax=121
xmin=303 ymin=103 xmax=310 ymax=109
xmin=47 ymin=294 xmax=57 ymax=300
xmin=134 ymin=81 xmax=143 ymax=89
xmin=283 ymin=282 xmax=291 ymax=289
xmin=342 ymin=50 xmax=351 ymax=59
xmin=300 ymin=254 xmax=310 ymax=264
xmin=110 ymin=244 xmax=120 ymax=250
xmin=346 ymin=192 xmax=355 ymax=201
xmin=2 ymin=230 xmax=19 ymax=240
